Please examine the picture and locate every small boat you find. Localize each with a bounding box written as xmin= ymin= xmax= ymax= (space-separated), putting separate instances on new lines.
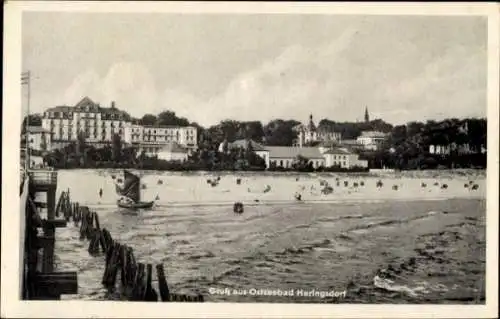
xmin=117 ymin=200 xmax=154 ymax=209
xmin=115 ymin=170 xmax=155 ymax=210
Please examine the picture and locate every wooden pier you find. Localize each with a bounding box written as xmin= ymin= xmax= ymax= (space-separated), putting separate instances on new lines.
xmin=21 ymin=169 xmax=78 ymax=300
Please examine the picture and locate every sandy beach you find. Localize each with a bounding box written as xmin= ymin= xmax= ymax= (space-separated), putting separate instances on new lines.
xmin=55 ymin=169 xmax=486 ymax=208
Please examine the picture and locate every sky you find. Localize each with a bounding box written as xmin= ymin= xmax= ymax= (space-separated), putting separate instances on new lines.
xmin=22 ymin=13 xmax=487 ymax=127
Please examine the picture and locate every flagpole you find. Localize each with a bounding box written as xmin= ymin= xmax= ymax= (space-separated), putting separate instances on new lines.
xmin=22 ymin=71 xmax=30 ymax=172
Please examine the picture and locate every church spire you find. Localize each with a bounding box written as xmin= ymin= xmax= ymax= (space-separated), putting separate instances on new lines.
xmin=364 ymin=106 xmax=369 ymax=123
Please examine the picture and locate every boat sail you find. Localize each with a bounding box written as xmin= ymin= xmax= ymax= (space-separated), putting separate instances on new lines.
xmin=116 ymin=170 xmax=141 ymax=203
xmin=115 ymin=170 xmax=154 ymax=209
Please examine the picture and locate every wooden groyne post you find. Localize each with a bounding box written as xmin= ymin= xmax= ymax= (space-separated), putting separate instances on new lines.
xmin=58 ymin=190 xmax=204 ymax=302
xmin=22 ymin=169 xmax=78 ymax=300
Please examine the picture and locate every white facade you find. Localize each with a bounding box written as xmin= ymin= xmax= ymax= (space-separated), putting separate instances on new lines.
xmin=124 ymin=125 xmax=198 ymax=154
xmin=26 ymin=126 xmax=52 ymax=151
xmin=429 ymin=144 xmax=451 ymax=155
xmin=324 ymin=149 xmax=368 ymax=168
xmin=41 ymin=97 xmax=198 ymax=152
xmin=429 ymin=143 xmax=486 ymax=155
xmin=226 ymin=139 xmax=367 ymax=170
xmin=255 ymin=150 xmax=270 ymax=167
xmin=157 ymin=143 xmax=189 ymax=162
xmin=356 ymin=131 xmax=388 ymax=151
xmin=41 ymin=97 xmax=131 ymax=149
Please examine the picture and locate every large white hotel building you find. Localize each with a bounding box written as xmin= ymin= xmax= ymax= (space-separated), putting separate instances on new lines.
xmin=40 ymin=97 xmax=198 ymax=155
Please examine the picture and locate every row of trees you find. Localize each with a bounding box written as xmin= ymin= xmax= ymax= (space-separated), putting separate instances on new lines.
xmin=22 ymin=111 xmax=395 ymax=148
xmin=359 ymin=118 xmax=487 ymax=170
xmin=25 ymin=107 xmax=487 ymax=171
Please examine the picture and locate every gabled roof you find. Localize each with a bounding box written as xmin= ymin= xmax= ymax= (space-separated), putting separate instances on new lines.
xmin=75 ymin=96 xmax=97 ymax=110
xmin=319 ymin=140 xmax=340 ymax=147
xmin=45 ymin=97 xmax=128 ymax=117
xmin=45 ymin=105 xmax=73 ymax=113
xmin=265 ymin=146 xmax=324 ymax=159
xmin=340 ymin=139 xmax=359 ymax=145
xmin=359 ymin=131 xmax=388 ymax=138
xmin=323 ymin=147 xmax=352 ymax=155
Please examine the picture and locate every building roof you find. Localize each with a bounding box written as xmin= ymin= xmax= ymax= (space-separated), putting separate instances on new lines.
xmin=45 ymin=97 xmax=128 ymax=117
xmin=75 ymin=96 xmax=98 ymax=110
xmin=142 ymin=125 xmax=196 ymax=129
xmin=265 ymin=146 xmax=324 ymax=159
xmin=27 ymin=126 xmax=49 ymax=133
xmin=160 ymin=142 xmax=188 ymax=153
xmin=359 ymin=131 xmax=388 ymax=138
xmin=230 ymin=139 xmax=267 ymax=151
xmin=45 ymin=105 xmax=73 ymax=113
xmin=323 ymin=147 xmax=352 ymax=155
xmin=340 ymin=139 xmax=360 ymax=145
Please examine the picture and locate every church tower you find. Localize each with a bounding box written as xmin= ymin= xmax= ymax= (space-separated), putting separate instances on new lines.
xmin=364 ymin=106 xmax=370 ymax=123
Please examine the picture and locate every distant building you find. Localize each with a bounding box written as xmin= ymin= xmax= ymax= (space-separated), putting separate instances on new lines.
xmin=428 ymin=144 xmax=451 ymax=155
xmin=364 ymin=106 xmax=370 ymax=123
xmin=293 ymin=114 xmax=341 ymax=147
xmin=337 ymin=139 xmax=365 ymax=152
xmin=25 ymin=126 xmax=52 ymax=152
xmin=41 ymin=97 xmax=131 ymax=149
xmin=41 ymin=96 xmax=198 ymax=152
xmin=124 ymin=124 xmax=197 ymax=155
xmin=232 ymin=139 xmax=367 ymax=169
xmin=356 ymin=131 xmax=388 ymax=151
xmin=429 ymin=143 xmax=486 ymax=155
xmin=323 ymin=147 xmax=368 ymax=169
xmin=265 ymin=146 xmax=325 ymax=169
xmin=156 ymin=142 xmax=189 ymax=162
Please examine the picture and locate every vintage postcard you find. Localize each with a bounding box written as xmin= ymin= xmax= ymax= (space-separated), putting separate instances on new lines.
xmin=2 ymin=1 xmax=499 ymax=318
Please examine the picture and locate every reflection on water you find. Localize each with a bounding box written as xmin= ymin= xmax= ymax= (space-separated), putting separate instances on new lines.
xmin=53 ymin=170 xmax=485 ymax=303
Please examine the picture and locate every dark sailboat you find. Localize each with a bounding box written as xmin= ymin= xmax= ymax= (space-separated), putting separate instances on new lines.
xmin=115 ymin=170 xmax=154 ymax=209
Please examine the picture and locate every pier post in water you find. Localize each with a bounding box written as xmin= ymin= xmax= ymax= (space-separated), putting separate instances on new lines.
xmin=156 ymin=264 xmax=170 ymax=301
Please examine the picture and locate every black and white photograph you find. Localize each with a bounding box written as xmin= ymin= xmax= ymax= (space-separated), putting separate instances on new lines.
xmin=2 ymin=2 xmax=498 ymax=318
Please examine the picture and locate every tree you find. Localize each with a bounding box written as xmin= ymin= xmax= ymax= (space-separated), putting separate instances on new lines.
xmin=156 ymin=111 xmax=190 ymax=126
xmin=263 ymin=119 xmax=300 ymax=146
xmin=140 ymin=114 xmax=157 ymax=126
xmin=112 ymin=133 xmax=123 ymax=162
xmin=75 ymin=131 xmax=87 ymax=157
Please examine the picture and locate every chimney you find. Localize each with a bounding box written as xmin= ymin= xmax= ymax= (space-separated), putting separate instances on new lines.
xmin=111 ymin=101 xmax=116 ymax=109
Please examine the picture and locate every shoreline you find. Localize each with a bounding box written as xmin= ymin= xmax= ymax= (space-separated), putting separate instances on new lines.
xmin=61 ymin=168 xmax=486 ymax=179
xmin=83 ymin=196 xmax=485 ymax=209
